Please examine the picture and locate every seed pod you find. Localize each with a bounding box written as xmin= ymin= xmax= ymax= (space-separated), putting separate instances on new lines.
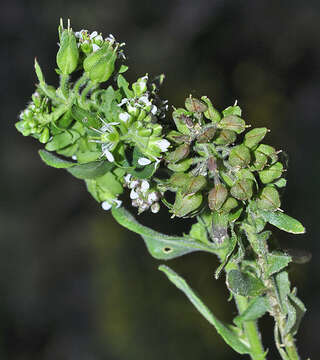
xmin=222 ymin=197 xmax=238 ymax=213
xmin=184 ymin=175 xmax=207 ymax=194
xmin=259 ymin=162 xmax=283 ymax=184
xmin=39 ymin=127 xmax=50 ymax=144
xmin=230 ymin=179 xmax=253 ymax=201
xmin=169 ymin=173 xmax=190 ymax=190
xmin=208 ymin=184 xmax=228 ymax=211
xmin=218 ymin=115 xmax=246 ymax=134
xmin=167 ymin=158 xmax=193 ymax=172
xmin=213 ymin=129 xmax=237 ymax=145
xmin=229 ymin=144 xmax=251 ymax=168
xmin=244 ymin=127 xmax=268 ymax=148
xmin=166 ymin=143 xmax=190 ymax=163
xmin=167 ymin=130 xmax=190 ymax=144
xmin=185 ymin=96 xmax=207 ymax=113
xmin=197 ymin=126 xmax=216 ymax=143
xmin=253 ymin=150 xmax=268 ymax=171
xmin=172 ymin=108 xmax=191 ymax=135
xmin=256 ymin=144 xmax=278 ymax=164
xmin=257 ymin=186 xmax=281 ymax=211
xmin=56 ymin=29 xmax=79 ymax=75
xmin=172 ymin=191 xmax=203 ymax=217
xmin=201 ymin=96 xmax=221 ymax=123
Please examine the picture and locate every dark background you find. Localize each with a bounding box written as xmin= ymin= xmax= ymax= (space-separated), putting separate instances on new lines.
xmin=1 ymin=0 xmax=319 ymax=359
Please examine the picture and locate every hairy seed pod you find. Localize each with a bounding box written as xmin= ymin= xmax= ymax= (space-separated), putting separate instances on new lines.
xmin=208 ymin=184 xmax=228 ymax=211
xmin=230 ymin=179 xmax=253 ymax=201
xmin=197 ymin=126 xmax=216 ymax=143
xmin=184 ymin=176 xmax=207 ymax=195
xmin=259 ymin=162 xmax=283 ymax=184
xmin=244 ymin=127 xmax=268 ymax=148
xmin=169 ymin=173 xmax=190 ymax=189
xmin=167 ymin=130 xmax=190 ymax=144
xmin=218 ymin=115 xmax=246 ymax=134
xmin=229 ymin=144 xmax=251 ymax=168
xmin=172 ymin=191 xmax=203 ymax=217
xmin=167 ymin=158 xmax=193 ymax=172
xmin=185 ymin=96 xmax=208 ymax=113
xmin=172 ymin=108 xmax=191 ymax=135
xmin=166 ymin=143 xmax=190 ymax=163
xmin=256 ymin=144 xmax=278 ymax=164
xmin=201 ymin=96 xmax=221 ymax=123
xmin=222 ymin=197 xmax=238 ymax=213
xmin=257 ymin=186 xmax=281 ymax=211
xmin=56 ymin=29 xmax=79 ymax=75
xmin=253 ymin=149 xmax=268 ymax=171
xmin=213 ymin=129 xmax=237 ymax=145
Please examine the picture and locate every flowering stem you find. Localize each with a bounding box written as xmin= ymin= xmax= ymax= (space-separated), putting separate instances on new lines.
xmin=60 ymin=74 xmax=70 ymax=99
xmin=79 ymin=80 xmax=96 ymax=108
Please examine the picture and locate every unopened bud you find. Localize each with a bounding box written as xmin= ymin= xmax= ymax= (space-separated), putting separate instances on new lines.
xmin=228 ymin=144 xmax=251 ymax=168
xmin=166 ymin=143 xmax=190 ymax=163
xmin=208 ymin=184 xmax=228 ymax=211
xmin=259 ymin=162 xmax=283 ymax=184
xmin=244 ymin=127 xmax=268 ymax=148
xmin=56 ymin=29 xmax=79 ymax=75
xmin=218 ymin=115 xmax=246 ymax=134
xmin=185 ymin=96 xmax=207 ymax=113
xmin=257 ymin=186 xmax=281 ymax=211
xmin=230 ymin=179 xmax=253 ymax=201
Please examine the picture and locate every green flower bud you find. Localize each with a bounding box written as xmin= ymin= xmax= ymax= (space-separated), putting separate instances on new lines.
xmin=39 ymin=127 xmax=50 ymax=144
xmin=166 ymin=143 xmax=190 ymax=163
xmin=172 ymin=191 xmax=203 ymax=218
xmin=184 ymin=176 xmax=207 ymax=195
xmin=56 ymin=29 xmax=79 ymax=75
xmin=244 ymin=127 xmax=268 ymax=148
xmin=83 ymin=43 xmax=117 ymax=83
xmin=197 ymin=125 xmax=216 ymax=143
xmin=256 ymin=144 xmax=278 ymax=164
xmin=218 ymin=115 xmax=246 ymax=134
xmin=201 ymin=96 xmax=221 ymax=123
xmin=208 ymin=184 xmax=228 ymax=211
xmin=214 ymin=129 xmax=236 ymax=145
xmin=253 ymin=149 xmax=268 ymax=171
xmin=259 ymin=162 xmax=283 ymax=184
xmin=185 ymin=96 xmax=207 ymax=113
xmin=257 ymin=186 xmax=281 ymax=211
xmin=230 ymin=179 xmax=253 ymax=201
xmin=222 ymin=197 xmax=238 ymax=213
xmin=229 ymin=144 xmax=251 ymax=168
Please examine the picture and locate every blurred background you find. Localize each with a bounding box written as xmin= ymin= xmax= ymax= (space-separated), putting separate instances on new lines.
xmin=1 ymin=0 xmax=320 ymax=359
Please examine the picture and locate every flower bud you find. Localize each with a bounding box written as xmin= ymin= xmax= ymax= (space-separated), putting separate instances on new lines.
xmin=197 ymin=126 xmax=216 ymax=143
xmin=230 ymin=179 xmax=253 ymax=201
xmin=218 ymin=115 xmax=246 ymax=134
xmin=39 ymin=127 xmax=50 ymax=144
xmin=185 ymin=96 xmax=207 ymax=113
xmin=184 ymin=176 xmax=207 ymax=195
xmin=83 ymin=43 xmax=117 ymax=83
xmin=257 ymin=186 xmax=280 ymax=211
xmin=56 ymin=29 xmax=79 ymax=75
xmin=259 ymin=162 xmax=283 ymax=184
xmin=244 ymin=127 xmax=268 ymax=149
xmin=228 ymin=144 xmax=251 ymax=168
xmin=222 ymin=197 xmax=238 ymax=213
xmin=201 ymin=96 xmax=221 ymax=123
xmin=208 ymin=184 xmax=228 ymax=211
xmin=172 ymin=191 xmax=203 ymax=218
xmin=166 ymin=143 xmax=190 ymax=163
xmin=213 ymin=129 xmax=236 ymax=145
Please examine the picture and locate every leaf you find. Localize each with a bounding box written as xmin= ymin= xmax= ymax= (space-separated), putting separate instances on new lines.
xmin=45 ymin=130 xmax=80 ymax=151
xmin=71 ymin=104 xmax=101 ymax=129
xmin=234 ymin=296 xmax=270 ymax=327
xmin=227 ymin=270 xmax=266 ymax=297
xmin=266 ymin=252 xmax=291 ymax=277
xmin=117 ymin=74 xmax=134 ymax=98
xmin=215 ymin=233 xmax=237 ymax=279
xmin=39 ymin=150 xmax=75 ymax=169
xmin=111 ymin=207 xmax=219 ymax=260
xmin=119 ymin=65 xmax=129 ymax=73
xmin=159 ymin=265 xmax=250 ymax=355
xmin=288 ymin=292 xmax=306 ymax=335
xmin=67 ymin=160 xmax=114 ymax=180
xmin=259 ymin=210 xmax=305 ymax=234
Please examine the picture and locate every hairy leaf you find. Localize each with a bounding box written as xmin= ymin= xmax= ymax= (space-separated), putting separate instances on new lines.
xmin=39 ymin=149 xmax=75 ymax=169
xmin=259 ymin=210 xmax=305 ymax=234
xmin=227 ymin=270 xmax=266 ymax=297
xmin=67 ymin=160 xmax=114 ymax=179
xmin=266 ymin=252 xmax=292 ymax=277
xmin=234 ymin=296 xmax=270 ymax=327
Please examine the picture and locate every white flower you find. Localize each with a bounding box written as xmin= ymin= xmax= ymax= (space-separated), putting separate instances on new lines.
xmin=141 ymin=180 xmax=150 ymax=193
xmin=148 ymin=192 xmax=159 ymax=204
xmin=94 ymin=35 xmax=103 ymax=43
xmin=130 ymin=188 xmax=139 ymax=200
xmin=139 ymin=95 xmax=152 ymax=107
xmin=101 ymin=144 xmax=115 ymax=162
xmin=101 ymin=201 xmax=112 ymax=211
xmin=156 ymin=139 xmax=170 ymax=152
xmin=72 ymin=155 xmax=77 ymax=161
xmin=151 ymin=202 xmax=160 ymax=213
xmin=151 ymin=105 xmax=157 ymax=115
xmin=118 ymin=98 xmax=128 ymax=107
xmin=92 ymin=44 xmax=100 ymax=52
xmin=124 ymin=174 xmax=131 ymax=183
xmin=119 ymin=112 xmax=130 ymax=122
xmin=128 ymin=180 xmax=139 ymax=189
xmin=90 ymin=31 xmax=98 ymax=39
xmin=138 ymin=157 xmax=151 ymax=166
xmin=114 ymin=199 xmax=122 ymax=208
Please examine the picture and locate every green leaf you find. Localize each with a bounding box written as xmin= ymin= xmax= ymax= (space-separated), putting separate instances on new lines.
xmin=288 ymin=292 xmax=306 ymax=335
xmin=45 ymin=130 xmax=80 ymax=151
xmin=266 ymin=252 xmax=291 ymax=277
xmin=39 ymin=150 xmax=75 ymax=169
xmin=71 ymin=104 xmax=101 ymax=129
xmin=67 ymin=160 xmax=114 ymax=180
xmin=215 ymin=233 xmax=237 ymax=279
xmin=259 ymin=210 xmax=305 ymax=234
xmin=117 ymin=74 xmax=134 ymax=98
xmin=119 ymin=65 xmax=129 ymax=73
xmin=234 ymin=296 xmax=270 ymax=327
xmin=227 ymin=270 xmax=266 ymax=297
xmin=111 ymin=207 xmax=220 ymax=260
xmin=159 ymin=265 xmax=250 ymax=355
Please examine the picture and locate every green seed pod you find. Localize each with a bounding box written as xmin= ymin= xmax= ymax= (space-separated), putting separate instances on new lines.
xmin=138 ymin=128 xmax=152 ymax=137
xmin=259 ymin=162 xmax=283 ymax=184
xmin=230 ymin=179 xmax=254 ymax=201
xmin=222 ymin=197 xmax=238 ymax=213
xmin=257 ymin=186 xmax=281 ymax=211
xmin=184 ymin=176 xmax=207 ymax=195
xmin=197 ymin=126 xmax=216 ymax=143
xmin=56 ymin=29 xmax=79 ymax=75
xmin=208 ymin=183 xmax=228 ymax=211
xmin=244 ymin=127 xmax=268 ymax=148
xmin=172 ymin=108 xmax=191 ymax=135
xmin=256 ymin=144 xmax=278 ymax=164
xmin=185 ymin=96 xmax=207 ymax=113
xmin=166 ymin=130 xmax=190 ymax=144
xmin=169 ymin=173 xmax=190 ymax=190
xmin=229 ymin=144 xmax=251 ymax=168
xmin=218 ymin=115 xmax=246 ymax=134
xmin=253 ymin=149 xmax=268 ymax=171
xmin=83 ymin=43 xmax=117 ymax=83
xmin=166 ymin=143 xmax=190 ymax=163
xmin=213 ymin=129 xmax=237 ymax=145
xmin=172 ymin=191 xmax=203 ymax=218
xmin=201 ymin=96 xmax=221 ymax=123
xmin=39 ymin=127 xmax=50 ymax=144
xmin=167 ymin=158 xmax=193 ymax=172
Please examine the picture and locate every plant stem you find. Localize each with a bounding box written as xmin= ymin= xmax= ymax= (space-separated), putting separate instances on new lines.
xmin=60 ymin=74 xmax=69 ymax=99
